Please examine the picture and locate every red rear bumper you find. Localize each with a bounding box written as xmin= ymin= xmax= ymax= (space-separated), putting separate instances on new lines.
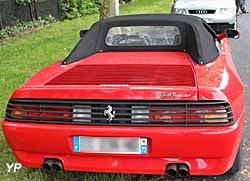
xmin=2 ymin=111 xmax=245 ymax=176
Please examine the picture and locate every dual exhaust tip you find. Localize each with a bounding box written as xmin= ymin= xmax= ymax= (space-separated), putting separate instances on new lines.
xmin=42 ymin=159 xmax=188 ymax=177
xmin=42 ymin=159 xmax=63 ymax=172
xmin=166 ymin=164 xmax=189 ymax=178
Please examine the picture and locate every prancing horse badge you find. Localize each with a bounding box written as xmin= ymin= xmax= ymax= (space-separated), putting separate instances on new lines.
xmin=104 ymin=105 xmax=116 ymax=122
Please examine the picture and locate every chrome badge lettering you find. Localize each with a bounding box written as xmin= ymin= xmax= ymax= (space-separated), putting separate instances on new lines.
xmin=104 ymin=105 xmax=116 ymax=122
xmin=160 ymin=92 xmax=191 ymax=98
xmin=196 ymin=10 xmax=208 ymax=14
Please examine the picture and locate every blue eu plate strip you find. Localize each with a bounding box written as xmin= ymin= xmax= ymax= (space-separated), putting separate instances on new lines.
xmin=140 ymin=145 xmax=148 ymax=154
xmin=139 ymin=138 xmax=148 ymax=154
xmin=73 ymin=136 xmax=80 ymax=152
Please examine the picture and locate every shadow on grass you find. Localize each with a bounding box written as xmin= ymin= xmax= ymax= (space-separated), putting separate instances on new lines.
xmin=37 ymin=168 xmax=234 ymax=181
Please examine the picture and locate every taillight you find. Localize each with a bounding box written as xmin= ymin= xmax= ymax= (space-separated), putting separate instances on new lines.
xmin=10 ymin=106 xmax=25 ymax=119
xmin=150 ymin=110 xmax=187 ymax=123
xmin=150 ymin=109 xmax=229 ymax=124
xmin=204 ymin=110 xmax=229 ymax=124
xmin=8 ymin=105 xmax=72 ymax=122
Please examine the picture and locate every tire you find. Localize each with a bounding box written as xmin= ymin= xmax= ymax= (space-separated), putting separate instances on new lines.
xmin=227 ymin=143 xmax=242 ymax=176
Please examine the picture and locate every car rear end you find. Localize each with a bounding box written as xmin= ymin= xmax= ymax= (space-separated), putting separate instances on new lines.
xmin=2 ymin=94 xmax=245 ymax=177
xmin=1 ymin=14 xmax=245 ymax=178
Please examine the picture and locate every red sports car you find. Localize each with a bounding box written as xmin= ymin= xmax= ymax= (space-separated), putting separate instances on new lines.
xmin=2 ymin=14 xmax=245 ymax=178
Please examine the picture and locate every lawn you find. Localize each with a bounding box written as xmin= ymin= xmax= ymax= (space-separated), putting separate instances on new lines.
xmin=0 ymin=0 xmax=173 ymax=180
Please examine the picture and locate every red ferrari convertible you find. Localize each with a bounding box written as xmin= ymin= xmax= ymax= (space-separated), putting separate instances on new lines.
xmin=2 ymin=14 xmax=245 ymax=178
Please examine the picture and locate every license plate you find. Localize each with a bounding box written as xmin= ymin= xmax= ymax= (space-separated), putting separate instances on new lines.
xmin=73 ymin=136 xmax=148 ymax=154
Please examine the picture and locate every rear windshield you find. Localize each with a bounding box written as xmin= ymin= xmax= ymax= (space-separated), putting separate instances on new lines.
xmin=105 ymin=26 xmax=182 ymax=47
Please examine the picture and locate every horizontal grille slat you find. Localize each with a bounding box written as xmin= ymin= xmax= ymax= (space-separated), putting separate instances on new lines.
xmin=6 ymin=113 xmax=73 ymax=120
xmin=6 ymin=115 xmax=233 ymax=122
xmin=10 ymin=99 xmax=227 ymax=105
xmin=7 ymin=103 xmax=73 ymax=109
xmin=7 ymin=108 xmax=73 ymax=114
xmin=87 ymin=111 xmax=231 ymax=116
xmin=6 ymin=99 xmax=234 ymax=127
xmin=7 ymin=104 xmax=230 ymax=111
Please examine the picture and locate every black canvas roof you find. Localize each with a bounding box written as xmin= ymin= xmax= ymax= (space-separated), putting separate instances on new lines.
xmin=63 ymin=14 xmax=219 ymax=65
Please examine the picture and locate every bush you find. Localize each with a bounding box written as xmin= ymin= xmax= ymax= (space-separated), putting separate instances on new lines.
xmin=60 ymin=0 xmax=133 ymax=20
xmin=0 ymin=15 xmax=56 ymax=39
xmin=60 ymin=0 xmax=101 ymax=19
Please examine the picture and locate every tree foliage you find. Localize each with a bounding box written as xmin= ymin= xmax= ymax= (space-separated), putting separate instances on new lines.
xmin=60 ymin=0 xmax=101 ymax=19
xmin=15 ymin=0 xmax=32 ymax=6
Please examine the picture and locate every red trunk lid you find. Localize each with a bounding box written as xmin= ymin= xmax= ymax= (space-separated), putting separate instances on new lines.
xmin=19 ymin=52 xmax=198 ymax=101
xmin=46 ymin=64 xmax=195 ymax=87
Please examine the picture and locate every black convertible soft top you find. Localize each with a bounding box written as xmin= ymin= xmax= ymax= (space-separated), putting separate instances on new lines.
xmin=63 ymin=14 xmax=219 ymax=65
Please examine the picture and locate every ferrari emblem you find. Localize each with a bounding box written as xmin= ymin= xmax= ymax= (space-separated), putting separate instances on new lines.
xmin=104 ymin=105 xmax=115 ymax=122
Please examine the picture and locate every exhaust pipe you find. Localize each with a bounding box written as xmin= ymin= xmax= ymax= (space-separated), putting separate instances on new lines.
xmin=42 ymin=159 xmax=53 ymax=171
xmin=52 ymin=160 xmax=63 ymax=172
xmin=42 ymin=159 xmax=63 ymax=172
xmin=166 ymin=164 xmax=177 ymax=178
xmin=177 ymin=164 xmax=189 ymax=177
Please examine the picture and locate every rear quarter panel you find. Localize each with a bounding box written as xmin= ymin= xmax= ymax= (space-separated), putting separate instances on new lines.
xmin=192 ymin=38 xmax=245 ymax=124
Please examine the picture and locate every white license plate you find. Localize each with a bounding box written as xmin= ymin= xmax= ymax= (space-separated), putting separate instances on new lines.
xmin=73 ymin=136 xmax=148 ymax=154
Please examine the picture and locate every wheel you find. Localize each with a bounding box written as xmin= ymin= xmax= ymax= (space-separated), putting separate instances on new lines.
xmin=227 ymin=143 xmax=242 ymax=176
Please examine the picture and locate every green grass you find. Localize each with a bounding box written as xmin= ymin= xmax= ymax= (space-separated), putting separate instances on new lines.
xmin=0 ymin=0 xmax=172 ymax=180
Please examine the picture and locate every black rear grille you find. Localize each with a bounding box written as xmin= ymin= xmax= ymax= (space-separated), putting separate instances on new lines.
xmin=6 ymin=99 xmax=234 ymax=126
xmin=188 ymin=10 xmax=216 ymax=14
xmin=208 ymin=23 xmax=234 ymax=33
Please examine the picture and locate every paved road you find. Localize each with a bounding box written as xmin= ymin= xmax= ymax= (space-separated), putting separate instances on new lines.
xmin=229 ymin=2 xmax=250 ymax=180
xmin=136 ymin=3 xmax=250 ymax=181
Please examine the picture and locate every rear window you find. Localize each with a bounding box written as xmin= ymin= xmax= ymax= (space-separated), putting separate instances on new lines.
xmin=105 ymin=26 xmax=182 ymax=47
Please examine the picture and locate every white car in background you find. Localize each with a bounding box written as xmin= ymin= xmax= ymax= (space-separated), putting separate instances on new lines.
xmin=172 ymin=0 xmax=237 ymax=33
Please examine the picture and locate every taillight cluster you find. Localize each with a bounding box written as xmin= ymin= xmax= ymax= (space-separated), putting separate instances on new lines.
xmin=6 ymin=99 xmax=233 ymax=126
xmin=150 ymin=109 xmax=229 ymax=124
xmin=7 ymin=104 xmax=72 ymax=122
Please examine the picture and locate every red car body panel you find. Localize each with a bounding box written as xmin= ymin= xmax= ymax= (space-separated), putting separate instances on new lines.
xmin=11 ymin=52 xmax=199 ymax=101
xmin=2 ymin=38 xmax=245 ymax=176
xmin=2 ymin=113 xmax=245 ymax=175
